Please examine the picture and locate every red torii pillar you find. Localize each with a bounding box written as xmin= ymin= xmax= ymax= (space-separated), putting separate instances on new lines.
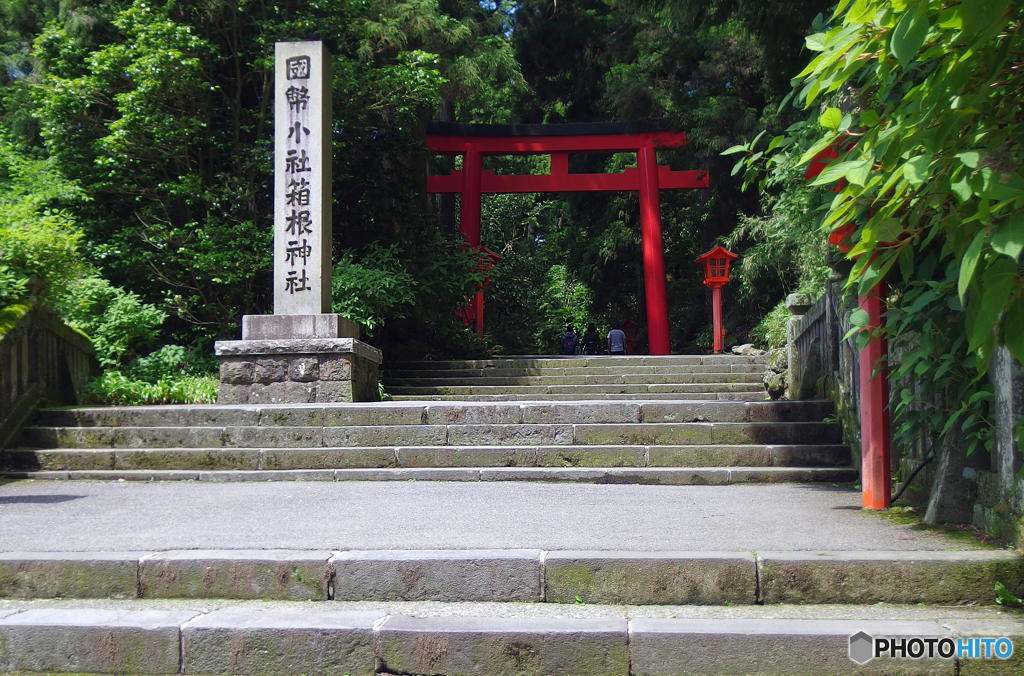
xmin=426 ymin=123 xmax=709 ymax=355
xmin=807 ymin=141 xmax=891 ymax=510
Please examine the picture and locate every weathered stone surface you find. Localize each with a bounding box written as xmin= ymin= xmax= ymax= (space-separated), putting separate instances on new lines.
xmin=113 ymin=448 xmax=260 ymax=471
xmin=254 ymin=358 xmax=288 ymax=384
xmin=0 ymin=608 xmax=195 ymax=674
xmin=647 ymin=445 xmax=769 ymax=467
xmin=574 ymin=423 xmax=713 ymax=446
xmin=731 ymin=343 xmax=765 ymax=356
xmin=260 ymin=447 xmax=396 ymax=470
xmin=759 ymin=550 xmax=1024 ymax=604
xmin=447 ymin=424 xmax=574 ymax=446
xmin=764 ymin=370 xmax=787 ymax=401
xmin=200 ymin=469 xmax=334 ymax=482
xmin=545 ymin=551 xmax=756 ymax=605
xmin=182 ymin=607 xmax=377 ymax=675
xmin=322 ymin=404 xmax=424 ymax=426
xmin=288 ymin=357 xmax=320 ymax=382
xmin=248 ymin=381 xmax=290 ymax=404
xmin=258 ymin=406 xmax=325 ymax=427
xmin=711 ymin=422 xmax=840 ymax=445
xmin=242 ymin=313 xmax=361 ymax=340
xmin=189 ymin=406 xmax=260 ymax=426
xmin=521 ymin=403 xmax=640 ymax=424
xmin=479 ymin=467 xmax=609 ymax=482
xmin=629 ymin=618 xmax=951 ymax=675
xmin=533 ymin=445 xmax=645 ymax=468
xmin=225 ymin=425 xmax=323 ymax=448
xmin=426 ymin=404 xmax=522 ymax=425
xmin=139 ymin=550 xmax=330 ymax=600
xmin=641 ymin=402 xmax=746 ymax=423
xmin=397 ymin=446 xmax=537 ymax=468
xmin=331 ymin=549 xmax=542 ymax=601
xmin=67 ymin=469 xmax=201 ymax=481
xmin=283 ymin=381 xmax=317 ymax=403
xmin=6 ymin=448 xmax=114 ymax=471
xmin=219 ymin=359 xmax=254 ymax=385
xmin=322 ymin=425 xmax=446 ymax=447
xmin=217 ymin=383 xmax=250 ymax=404
xmin=334 ymin=467 xmax=479 ymax=481
xmin=215 ymin=338 xmax=381 ymax=362
xmin=729 ymin=467 xmax=856 ymax=483
xmin=0 ymin=552 xmax=139 ymax=599
xmin=315 ymin=379 xmax=353 ymax=402
xmin=377 ymin=615 xmax=628 ymax=676
xmin=318 ymin=354 xmax=352 ymax=381
xmin=746 ymin=400 xmax=833 ymax=422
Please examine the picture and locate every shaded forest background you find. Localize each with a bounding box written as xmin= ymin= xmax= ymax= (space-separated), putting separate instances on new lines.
xmin=0 ymin=0 xmax=836 ymax=364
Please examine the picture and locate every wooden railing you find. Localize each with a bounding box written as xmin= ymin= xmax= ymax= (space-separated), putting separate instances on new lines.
xmin=0 ymin=303 xmax=96 ymax=449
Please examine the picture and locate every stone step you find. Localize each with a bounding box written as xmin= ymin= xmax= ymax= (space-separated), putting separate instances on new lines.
xmin=386 ymin=382 xmax=767 ymax=396
xmin=2 ymin=465 xmax=859 ymax=484
xmin=31 ymin=400 xmax=831 ymax=428
xmin=3 ymin=444 xmax=851 ymax=471
xmin=17 ymin=421 xmax=842 ymax=449
xmin=1 ymin=549 xmax=1018 ymax=605
xmin=0 ymin=599 xmax=1019 ymax=675
xmin=386 ymin=373 xmax=764 ymax=386
xmin=385 ymin=363 xmax=765 ymax=378
xmin=388 ymin=392 xmax=769 ymax=401
xmin=385 ymin=354 xmax=771 ymax=370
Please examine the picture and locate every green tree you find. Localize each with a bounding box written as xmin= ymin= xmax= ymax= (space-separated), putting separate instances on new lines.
xmin=735 ymin=0 xmax=1023 ymax=455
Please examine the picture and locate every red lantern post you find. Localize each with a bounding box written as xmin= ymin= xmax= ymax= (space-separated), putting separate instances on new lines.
xmin=696 ymin=246 xmax=739 ymax=354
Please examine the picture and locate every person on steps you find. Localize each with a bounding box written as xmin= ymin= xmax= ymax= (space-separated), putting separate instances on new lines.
xmin=580 ymin=323 xmax=601 ymax=355
xmin=607 ymin=324 xmax=627 ymax=355
xmin=560 ymin=325 xmax=578 ymax=355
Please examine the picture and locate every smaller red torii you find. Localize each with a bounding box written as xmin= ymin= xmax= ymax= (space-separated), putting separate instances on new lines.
xmin=426 ymin=121 xmax=710 ymax=355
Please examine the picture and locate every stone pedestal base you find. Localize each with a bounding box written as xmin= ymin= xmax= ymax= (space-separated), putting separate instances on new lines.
xmin=214 ymin=338 xmax=382 ymax=404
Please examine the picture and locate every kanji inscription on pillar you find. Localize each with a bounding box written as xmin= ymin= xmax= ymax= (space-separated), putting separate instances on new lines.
xmin=274 ymin=41 xmax=332 ymax=314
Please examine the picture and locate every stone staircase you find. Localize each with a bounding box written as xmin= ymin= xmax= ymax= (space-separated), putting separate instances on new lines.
xmin=383 ymin=354 xmax=770 ymax=400
xmin=2 ymin=357 xmax=850 ymax=485
xmin=1 ymin=353 xmax=1022 ymax=674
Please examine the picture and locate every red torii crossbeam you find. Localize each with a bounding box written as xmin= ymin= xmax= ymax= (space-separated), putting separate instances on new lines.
xmin=426 ymin=122 xmax=709 ymax=355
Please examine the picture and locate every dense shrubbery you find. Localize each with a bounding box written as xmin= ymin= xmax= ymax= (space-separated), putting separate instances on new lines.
xmin=84 ymin=371 xmax=217 ymax=406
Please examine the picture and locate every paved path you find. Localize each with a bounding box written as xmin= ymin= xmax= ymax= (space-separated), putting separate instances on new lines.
xmin=0 ymin=480 xmax=982 ymax=552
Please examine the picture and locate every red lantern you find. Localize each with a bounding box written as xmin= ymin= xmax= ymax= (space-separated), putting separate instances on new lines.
xmin=695 ymin=245 xmax=739 ymax=353
xmin=696 ymin=245 xmax=738 ymax=287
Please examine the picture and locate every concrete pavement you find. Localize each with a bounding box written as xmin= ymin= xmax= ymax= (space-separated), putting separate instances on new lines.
xmin=0 ymin=479 xmax=986 ymax=552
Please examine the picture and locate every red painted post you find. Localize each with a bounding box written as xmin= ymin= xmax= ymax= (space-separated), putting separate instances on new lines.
xmin=637 ymin=144 xmax=671 ymax=355
xmin=711 ymin=285 xmax=724 ymax=353
xmin=461 ymin=150 xmax=484 ymax=337
xmin=858 ymin=280 xmax=892 ymax=509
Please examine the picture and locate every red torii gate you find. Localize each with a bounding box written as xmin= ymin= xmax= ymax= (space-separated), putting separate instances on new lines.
xmin=425 ymin=122 xmax=709 ymax=355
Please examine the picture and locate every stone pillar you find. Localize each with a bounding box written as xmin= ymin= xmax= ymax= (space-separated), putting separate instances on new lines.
xmin=215 ymin=41 xmax=382 ymax=403
xmin=785 ymin=293 xmax=811 ymax=400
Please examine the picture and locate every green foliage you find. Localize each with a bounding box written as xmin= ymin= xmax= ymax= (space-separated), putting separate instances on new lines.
xmin=0 ymin=300 xmax=29 ymax=338
xmin=750 ymin=299 xmax=788 ymax=349
xmin=0 ymin=263 xmax=27 ymax=306
xmin=57 ymin=276 xmax=165 ymax=368
xmin=331 ymin=243 xmax=417 ymax=331
xmin=995 ymin=581 xmax=1023 ymax=608
xmin=84 ymin=370 xmax=217 ymax=406
xmin=124 ymin=344 xmax=214 ymax=383
xmin=0 ymin=133 xmax=86 ymax=304
xmin=736 ymin=1 xmax=1023 ymax=459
